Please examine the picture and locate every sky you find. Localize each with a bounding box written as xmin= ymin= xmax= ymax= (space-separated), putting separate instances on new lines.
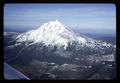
xmin=4 ymin=4 xmax=116 ymax=35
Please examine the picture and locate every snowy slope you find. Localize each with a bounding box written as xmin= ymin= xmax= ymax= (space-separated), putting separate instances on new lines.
xmin=15 ymin=20 xmax=115 ymax=51
xmin=16 ymin=20 xmax=87 ymax=49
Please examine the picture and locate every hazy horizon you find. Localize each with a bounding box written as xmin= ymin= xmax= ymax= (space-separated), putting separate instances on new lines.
xmin=4 ymin=4 xmax=116 ymax=35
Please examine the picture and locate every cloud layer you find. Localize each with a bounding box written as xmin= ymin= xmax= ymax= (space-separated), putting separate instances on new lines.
xmin=4 ymin=4 xmax=116 ymax=34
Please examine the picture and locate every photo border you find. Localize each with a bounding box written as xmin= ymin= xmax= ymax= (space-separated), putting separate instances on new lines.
xmin=1 ymin=0 xmax=119 ymax=82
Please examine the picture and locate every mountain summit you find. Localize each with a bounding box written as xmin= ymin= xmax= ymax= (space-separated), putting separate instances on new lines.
xmin=16 ymin=20 xmax=87 ymax=49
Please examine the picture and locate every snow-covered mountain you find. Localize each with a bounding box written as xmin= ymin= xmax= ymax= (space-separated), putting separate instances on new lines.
xmin=4 ymin=20 xmax=116 ymax=80
xmin=15 ymin=20 xmax=114 ymax=50
xmin=15 ymin=20 xmax=87 ymax=49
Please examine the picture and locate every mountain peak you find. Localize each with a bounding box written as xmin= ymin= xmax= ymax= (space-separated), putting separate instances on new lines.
xmin=37 ymin=20 xmax=66 ymax=33
xmin=54 ymin=20 xmax=62 ymax=24
xmin=47 ymin=20 xmax=64 ymax=28
xmin=50 ymin=20 xmax=61 ymax=24
xmin=16 ymin=20 xmax=87 ymax=49
xmin=55 ymin=20 xmax=60 ymax=23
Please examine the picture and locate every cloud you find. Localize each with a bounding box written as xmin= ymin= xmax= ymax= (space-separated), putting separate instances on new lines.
xmin=4 ymin=4 xmax=116 ymax=34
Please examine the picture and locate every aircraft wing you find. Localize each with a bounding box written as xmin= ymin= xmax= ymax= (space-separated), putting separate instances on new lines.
xmin=4 ymin=62 xmax=30 ymax=80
